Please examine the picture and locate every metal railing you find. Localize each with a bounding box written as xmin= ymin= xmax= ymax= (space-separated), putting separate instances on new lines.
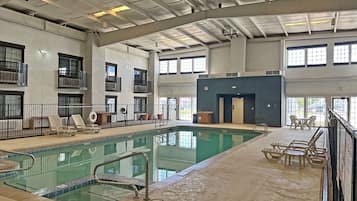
xmin=327 ymin=109 xmax=356 ymax=201
xmin=0 ymin=149 xmax=35 ymax=174
xmin=0 ymin=61 xmax=28 ymax=86
xmin=105 ymin=77 xmax=121 ymax=92
xmin=58 ymin=70 xmax=87 ymax=90
xmin=93 ymin=151 xmax=150 ymax=201
xmin=134 ymin=80 xmax=152 ymax=93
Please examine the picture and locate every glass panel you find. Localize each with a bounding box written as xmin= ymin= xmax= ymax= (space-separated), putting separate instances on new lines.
xmin=106 ymin=97 xmax=116 ymax=113
xmin=180 ymin=59 xmax=193 ymax=73
xmin=307 ymin=46 xmax=327 ymax=66
xmin=307 ymin=97 xmax=326 ymax=126
xmin=333 ymin=98 xmax=349 ymax=120
xmin=350 ymin=97 xmax=357 ymax=127
xmin=334 ymin=45 xmax=350 ymax=64
xmin=0 ymin=46 xmax=5 ymax=61
xmin=168 ymin=60 xmax=177 ymax=74
xmin=351 ymin=44 xmax=357 ymax=62
xmin=159 ymin=61 xmax=168 ymax=74
xmin=286 ymin=97 xmax=305 ymax=125
xmin=287 ymin=49 xmax=305 ymax=67
xmin=58 ymin=95 xmax=82 ymax=117
xmin=106 ymin=64 xmax=116 ymax=78
xmin=5 ymin=47 xmax=22 ymax=63
xmin=179 ymin=97 xmax=192 ymax=121
xmin=178 ymin=131 xmax=195 ymax=149
xmin=193 ymin=57 xmax=206 ymax=72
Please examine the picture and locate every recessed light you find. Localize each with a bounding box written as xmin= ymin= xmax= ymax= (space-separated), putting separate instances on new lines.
xmin=93 ymin=11 xmax=107 ymax=17
xmin=232 ymin=86 xmax=237 ymax=89
xmin=111 ymin=5 xmax=130 ymax=12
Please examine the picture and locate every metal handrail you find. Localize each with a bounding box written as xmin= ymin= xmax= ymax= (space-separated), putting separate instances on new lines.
xmin=0 ymin=149 xmax=35 ymax=174
xmin=93 ymin=151 xmax=150 ymax=201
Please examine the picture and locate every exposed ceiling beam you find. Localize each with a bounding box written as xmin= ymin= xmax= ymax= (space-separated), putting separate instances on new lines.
xmin=305 ymin=14 xmax=312 ymax=35
xmin=160 ymin=32 xmax=190 ymax=48
xmin=151 ymin=0 xmax=180 ymax=16
xmin=231 ymin=0 xmax=240 ymax=6
xmin=195 ymin=23 xmax=223 ymax=43
xmin=183 ymin=0 xmax=203 ymax=11
xmin=209 ymin=20 xmax=231 ymax=41
xmin=334 ymin=12 xmax=340 ymax=33
xmin=249 ymin=17 xmax=267 ymax=38
xmin=0 ymin=0 xmax=10 ymax=6
xmin=114 ymin=0 xmax=156 ymax=21
xmin=277 ymin=15 xmax=288 ymax=36
xmin=98 ymin=0 xmax=357 ymax=46
xmin=226 ymin=18 xmax=254 ymax=39
xmin=176 ymin=28 xmax=207 ymax=47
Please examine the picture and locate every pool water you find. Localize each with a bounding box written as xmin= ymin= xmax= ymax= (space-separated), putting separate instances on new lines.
xmin=1 ymin=127 xmax=260 ymax=201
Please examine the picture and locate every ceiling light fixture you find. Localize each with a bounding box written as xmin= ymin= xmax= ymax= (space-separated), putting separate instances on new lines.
xmin=111 ymin=5 xmax=130 ymax=12
xmin=93 ymin=6 xmax=130 ymax=18
xmin=285 ymin=19 xmax=330 ymax=27
xmin=93 ymin=11 xmax=107 ymax=17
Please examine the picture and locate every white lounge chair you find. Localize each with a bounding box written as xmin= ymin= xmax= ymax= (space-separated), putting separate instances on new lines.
xmin=48 ymin=115 xmax=77 ymax=136
xmin=71 ymin=114 xmax=100 ymax=133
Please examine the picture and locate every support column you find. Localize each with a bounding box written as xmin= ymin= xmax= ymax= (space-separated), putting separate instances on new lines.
xmin=147 ymin=51 xmax=160 ymax=115
xmin=230 ymin=37 xmax=247 ymax=74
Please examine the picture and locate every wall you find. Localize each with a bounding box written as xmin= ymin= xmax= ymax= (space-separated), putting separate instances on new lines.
xmin=245 ymin=40 xmax=281 ymax=72
xmin=197 ymin=76 xmax=284 ymax=126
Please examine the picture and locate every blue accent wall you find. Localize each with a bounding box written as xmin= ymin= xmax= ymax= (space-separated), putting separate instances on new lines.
xmin=197 ymin=76 xmax=284 ymax=127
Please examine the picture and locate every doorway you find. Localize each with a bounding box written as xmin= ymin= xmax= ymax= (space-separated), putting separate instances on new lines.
xmin=232 ymin=97 xmax=244 ymax=124
xmin=167 ymin=98 xmax=177 ymax=120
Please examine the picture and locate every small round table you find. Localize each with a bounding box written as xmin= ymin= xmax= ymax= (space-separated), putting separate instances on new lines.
xmin=284 ymin=150 xmax=306 ymax=168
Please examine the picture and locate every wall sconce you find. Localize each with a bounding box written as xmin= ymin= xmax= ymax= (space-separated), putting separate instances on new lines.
xmin=232 ymin=85 xmax=237 ymax=89
xmin=203 ymin=86 xmax=208 ymax=91
xmin=39 ymin=49 xmax=48 ymax=56
xmin=267 ymin=104 xmax=271 ymax=108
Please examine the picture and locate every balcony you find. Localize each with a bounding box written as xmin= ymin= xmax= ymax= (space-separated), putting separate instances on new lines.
xmin=58 ymin=69 xmax=87 ymax=90
xmin=105 ymin=76 xmax=121 ymax=92
xmin=134 ymin=80 xmax=152 ymax=93
xmin=0 ymin=61 xmax=28 ymax=86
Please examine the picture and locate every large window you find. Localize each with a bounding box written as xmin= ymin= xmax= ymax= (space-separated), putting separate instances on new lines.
xmin=178 ymin=131 xmax=196 ymax=149
xmin=105 ymin=96 xmax=117 ymax=113
xmin=105 ymin=62 xmax=117 ymax=81
xmin=134 ymin=97 xmax=147 ymax=113
xmin=0 ymin=41 xmax=24 ymax=70
xmin=159 ymin=59 xmax=177 ymax=74
xmin=0 ymin=91 xmax=23 ymax=119
xmin=286 ymin=97 xmax=305 ymax=125
xmin=287 ymin=45 xmax=327 ymax=68
xmin=180 ymin=58 xmax=193 ymax=73
xmin=179 ymin=97 xmax=192 ymax=121
xmin=332 ymin=97 xmax=349 ymax=120
xmin=306 ymin=97 xmax=326 ymax=126
xmin=134 ymin=68 xmax=147 ymax=85
xmin=180 ymin=56 xmax=206 ymax=73
xmin=58 ymin=53 xmax=83 ymax=78
xmin=58 ymin=94 xmax=82 ymax=117
xmin=333 ymin=42 xmax=357 ymax=65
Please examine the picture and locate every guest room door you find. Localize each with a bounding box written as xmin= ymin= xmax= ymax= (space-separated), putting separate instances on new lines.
xmin=232 ymin=97 xmax=244 ymax=124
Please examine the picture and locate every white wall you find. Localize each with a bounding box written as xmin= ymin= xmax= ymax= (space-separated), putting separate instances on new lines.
xmin=246 ymin=40 xmax=281 ymax=72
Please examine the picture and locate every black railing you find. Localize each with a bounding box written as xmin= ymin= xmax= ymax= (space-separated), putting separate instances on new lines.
xmin=105 ymin=77 xmax=121 ymax=92
xmin=327 ymin=109 xmax=356 ymax=201
xmin=0 ymin=103 xmax=171 ymax=140
xmin=0 ymin=61 xmax=28 ymax=86
xmin=58 ymin=70 xmax=87 ymax=89
xmin=134 ymin=80 xmax=152 ymax=93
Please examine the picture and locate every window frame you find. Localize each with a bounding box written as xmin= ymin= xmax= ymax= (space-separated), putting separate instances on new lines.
xmin=0 ymin=41 xmax=25 ymax=72
xmin=0 ymin=91 xmax=24 ymax=120
xmin=134 ymin=68 xmax=148 ymax=86
xmin=159 ymin=58 xmax=177 ymax=75
xmin=58 ymin=53 xmax=83 ymax=78
xmin=180 ymin=56 xmax=207 ymax=74
xmin=134 ymin=97 xmax=147 ymax=113
xmin=58 ymin=93 xmax=83 ymax=117
xmin=333 ymin=41 xmax=357 ymax=65
xmin=105 ymin=96 xmax=117 ymax=114
xmin=105 ymin=62 xmax=118 ymax=82
xmin=287 ymin=44 xmax=327 ymax=68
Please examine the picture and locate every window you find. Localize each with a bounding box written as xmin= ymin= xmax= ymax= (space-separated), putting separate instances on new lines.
xmin=350 ymin=97 xmax=357 ymax=127
xmin=179 ymin=97 xmax=192 ymax=121
xmin=105 ymin=96 xmax=117 ymax=113
xmin=306 ymin=97 xmax=326 ymax=126
xmin=134 ymin=97 xmax=147 ymax=113
xmin=332 ymin=97 xmax=349 ymax=120
xmin=287 ymin=45 xmax=327 ymax=68
xmin=58 ymin=53 xmax=83 ymax=78
xmin=193 ymin=57 xmax=206 ymax=72
xmin=333 ymin=42 xmax=357 ymax=64
xmin=134 ymin=68 xmax=147 ymax=85
xmin=0 ymin=91 xmax=23 ymax=119
xmin=0 ymin=41 xmax=25 ymax=71
xmin=105 ymin=62 xmax=117 ymax=82
xmin=58 ymin=94 xmax=82 ymax=117
xmin=180 ymin=58 xmax=193 ymax=73
xmin=178 ymin=131 xmax=196 ymax=149
xmin=286 ymin=97 xmax=305 ymax=125
xmin=159 ymin=59 xmax=177 ymax=74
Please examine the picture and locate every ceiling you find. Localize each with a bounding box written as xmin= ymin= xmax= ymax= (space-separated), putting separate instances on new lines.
xmin=2 ymin=0 xmax=357 ymax=52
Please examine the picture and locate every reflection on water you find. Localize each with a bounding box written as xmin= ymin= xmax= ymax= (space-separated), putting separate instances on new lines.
xmin=1 ymin=127 xmax=259 ymax=195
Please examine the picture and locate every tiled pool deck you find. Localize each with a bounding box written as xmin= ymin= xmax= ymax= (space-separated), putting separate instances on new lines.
xmin=0 ymin=122 xmax=324 ymax=201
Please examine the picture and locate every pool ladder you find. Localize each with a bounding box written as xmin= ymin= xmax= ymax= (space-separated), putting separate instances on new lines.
xmin=93 ymin=151 xmax=150 ymax=201
xmin=0 ymin=149 xmax=35 ymax=174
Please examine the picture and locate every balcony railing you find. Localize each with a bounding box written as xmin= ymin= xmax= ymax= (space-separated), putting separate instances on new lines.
xmin=106 ymin=77 xmax=121 ymax=92
xmin=0 ymin=61 xmax=28 ymax=86
xmin=134 ymin=80 xmax=152 ymax=93
xmin=58 ymin=69 xmax=87 ymax=90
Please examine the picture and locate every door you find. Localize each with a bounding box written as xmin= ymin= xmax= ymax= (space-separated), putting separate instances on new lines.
xmin=219 ymin=97 xmax=224 ymax=123
xmin=168 ymin=98 xmax=177 ymax=120
xmin=232 ymin=97 xmax=244 ymax=124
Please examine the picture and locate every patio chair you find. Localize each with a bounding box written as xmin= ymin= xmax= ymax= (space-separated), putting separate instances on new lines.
xmin=48 ymin=115 xmax=77 ymax=136
xmin=71 ymin=114 xmax=100 ymax=133
xmin=307 ymin=116 xmax=317 ymax=129
xmin=290 ymin=115 xmax=299 ymax=129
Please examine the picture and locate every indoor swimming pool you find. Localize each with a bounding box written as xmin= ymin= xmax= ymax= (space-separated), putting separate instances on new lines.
xmin=1 ymin=127 xmax=260 ymax=201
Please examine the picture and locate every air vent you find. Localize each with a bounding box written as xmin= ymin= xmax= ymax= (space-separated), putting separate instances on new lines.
xmin=266 ymin=70 xmax=282 ymax=75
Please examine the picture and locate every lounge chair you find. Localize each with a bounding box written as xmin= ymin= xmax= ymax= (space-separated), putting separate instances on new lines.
xmin=271 ymin=127 xmax=322 ymax=150
xmin=48 ymin=115 xmax=77 ymax=136
xmin=261 ymin=148 xmax=285 ymax=161
xmin=71 ymin=114 xmax=100 ymax=133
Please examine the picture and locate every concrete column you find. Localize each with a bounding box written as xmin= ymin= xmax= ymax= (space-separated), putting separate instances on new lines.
xmin=147 ymin=51 xmax=160 ymax=115
xmin=230 ymin=37 xmax=247 ymax=73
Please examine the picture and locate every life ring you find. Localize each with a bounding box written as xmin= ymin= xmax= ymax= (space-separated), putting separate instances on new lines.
xmin=89 ymin=147 xmax=96 ymax=154
xmin=88 ymin=111 xmax=97 ymax=123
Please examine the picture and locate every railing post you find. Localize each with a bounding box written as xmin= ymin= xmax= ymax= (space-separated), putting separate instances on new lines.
xmin=6 ymin=104 xmax=9 ymax=139
xmin=40 ymin=104 xmax=43 ymax=136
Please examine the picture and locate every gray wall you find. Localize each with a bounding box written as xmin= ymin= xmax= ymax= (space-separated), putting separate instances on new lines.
xmin=197 ymin=76 xmax=284 ymax=127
